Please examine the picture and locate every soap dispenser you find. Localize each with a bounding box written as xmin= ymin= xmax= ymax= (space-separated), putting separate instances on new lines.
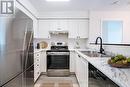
xmin=75 ymin=41 xmax=80 ymax=49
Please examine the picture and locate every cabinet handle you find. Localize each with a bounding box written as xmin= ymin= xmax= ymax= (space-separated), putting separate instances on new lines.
xmin=37 ymin=64 xmax=39 ymax=66
xmin=37 ymin=54 xmax=39 ymax=56
xmin=37 ymin=59 xmax=39 ymax=61
xmin=78 ymin=55 xmax=80 ymax=57
xmin=37 ymin=72 xmax=39 ymax=74
xmin=77 ymin=36 xmax=80 ymax=38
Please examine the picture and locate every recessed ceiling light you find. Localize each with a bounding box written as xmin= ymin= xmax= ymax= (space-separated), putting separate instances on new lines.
xmin=46 ymin=0 xmax=70 ymax=2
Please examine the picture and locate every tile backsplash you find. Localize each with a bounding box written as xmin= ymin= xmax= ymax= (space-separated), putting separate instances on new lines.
xmin=89 ymin=44 xmax=130 ymax=57
xmin=34 ymin=34 xmax=88 ymax=49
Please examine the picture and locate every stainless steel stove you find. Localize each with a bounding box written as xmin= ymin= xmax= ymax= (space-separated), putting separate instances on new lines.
xmin=46 ymin=43 xmax=70 ymax=77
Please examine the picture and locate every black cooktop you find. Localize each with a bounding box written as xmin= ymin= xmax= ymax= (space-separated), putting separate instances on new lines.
xmin=47 ymin=46 xmax=69 ymax=52
xmin=47 ymin=49 xmax=70 ymax=52
xmin=51 ymin=46 xmax=68 ymax=49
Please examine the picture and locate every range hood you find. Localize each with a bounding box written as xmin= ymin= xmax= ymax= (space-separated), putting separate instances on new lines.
xmin=49 ymin=30 xmax=69 ymax=34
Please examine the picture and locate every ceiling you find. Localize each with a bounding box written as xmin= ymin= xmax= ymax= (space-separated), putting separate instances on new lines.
xmin=29 ymin=0 xmax=130 ymax=12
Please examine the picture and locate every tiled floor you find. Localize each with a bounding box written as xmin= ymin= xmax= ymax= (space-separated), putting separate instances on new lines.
xmin=34 ymin=75 xmax=79 ymax=87
xmin=35 ymin=75 xmax=117 ymax=87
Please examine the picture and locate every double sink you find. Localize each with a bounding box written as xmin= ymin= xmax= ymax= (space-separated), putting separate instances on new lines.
xmin=80 ymin=51 xmax=111 ymax=57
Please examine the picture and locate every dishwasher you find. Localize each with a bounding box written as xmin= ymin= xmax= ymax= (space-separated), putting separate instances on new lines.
xmin=88 ymin=63 xmax=119 ymax=87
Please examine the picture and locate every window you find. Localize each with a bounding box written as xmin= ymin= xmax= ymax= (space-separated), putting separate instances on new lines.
xmin=102 ymin=20 xmax=123 ymax=43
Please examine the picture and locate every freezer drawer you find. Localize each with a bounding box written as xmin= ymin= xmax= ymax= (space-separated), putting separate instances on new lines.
xmin=3 ymin=66 xmax=34 ymax=87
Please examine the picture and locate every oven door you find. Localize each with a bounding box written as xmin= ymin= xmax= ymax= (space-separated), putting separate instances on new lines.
xmin=47 ymin=52 xmax=70 ymax=76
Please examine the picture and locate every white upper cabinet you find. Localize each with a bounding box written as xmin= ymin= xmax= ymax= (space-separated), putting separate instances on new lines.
xmin=38 ymin=20 xmax=50 ymax=38
xmin=58 ymin=20 xmax=68 ymax=31
xmin=68 ymin=20 xmax=79 ymax=38
xmin=68 ymin=20 xmax=89 ymax=38
xmin=78 ymin=20 xmax=89 ymax=38
xmin=50 ymin=20 xmax=58 ymax=31
xmin=38 ymin=19 xmax=89 ymax=39
xmin=50 ymin=20 xmax=68 ymax=31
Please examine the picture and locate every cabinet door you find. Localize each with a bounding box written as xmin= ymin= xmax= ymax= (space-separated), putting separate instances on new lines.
xmin=58 ymin=20 xmax=68 ymax=31
xmin=77 ymin=55 xmax=82 ymax=86
xmin=40 ymin=51 xmax=46 ymax=72
xmin=76 ymin=53 xmax=88 ymax=87
xmin=38 ymin=20 xmax=50 ymax=38
xmin=70 ymin=51 xmax=76 ymax=72
xmin=68 ymin=20 xmax=78 ymax=38
xmin=50 ymin=20 xmax=58 ymax=31
xmin=80 ymin=57 xmax=88 ymax=87
xmin=50 ymin=20 xmax=68 ymax=31
xmin=75 ymin=53 xmax=81 ymax=83
xmin=78 ymin=20 xmax=89 ymax=38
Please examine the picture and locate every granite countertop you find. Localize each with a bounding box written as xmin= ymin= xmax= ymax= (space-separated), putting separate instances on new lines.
xmin=69 ymin=48 xmax=90 ymax=51
xmin=34 ymin=48 xmax=90 ymax=53
xmin=34 ymin=49 xmax=49 ymax=53
xmin=76 ymin=50 xmax=130 ymax=87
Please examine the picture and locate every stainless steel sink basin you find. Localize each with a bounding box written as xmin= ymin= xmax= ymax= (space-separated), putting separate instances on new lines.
xmin=80 ymin=51 xmax=111 ymax=57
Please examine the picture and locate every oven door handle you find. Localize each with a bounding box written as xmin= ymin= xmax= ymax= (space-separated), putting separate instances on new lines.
xmin=47 ymin=52 xmax=70 ymax=56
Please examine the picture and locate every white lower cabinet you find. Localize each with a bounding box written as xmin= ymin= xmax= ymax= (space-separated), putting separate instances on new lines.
xmin=68 ymin=20 xmax=89 ymax=38
xmin=34 ymin=51 xmax=47 ymax=82
xmin=76 ymin=53 xmax=80 ymax=81
xmin=70 ymin=51 xmax=76 ymax=72
xmin=76 ymin=53 xmax=88 ymax=87
xmin=40 ymin=51 xmax=47 ymax=72
xmin=34 ymin=66 xmax=40 ymax=82
xmin=34 ymin=52 xmax=41 ymax=82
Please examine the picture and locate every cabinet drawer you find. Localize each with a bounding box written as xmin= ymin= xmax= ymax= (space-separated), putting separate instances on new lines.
xmin=34 ymin=52 xmax=40 ymax=58
xmin=34 ymin=63 xmax=40 ymax=70
xmin=35 ymin=58 xmax=40 ymax=62
xmin=34 ymin=57 xmax=40 ymax=64
xmin=34 ymin=69 xmax=40 ymax=81
xmin=34 ymin=69 xmax=40 ymax=76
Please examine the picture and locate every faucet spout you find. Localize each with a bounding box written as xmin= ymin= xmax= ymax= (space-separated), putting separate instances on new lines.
xmin=95 ymin=37 xmax=104 ymax=54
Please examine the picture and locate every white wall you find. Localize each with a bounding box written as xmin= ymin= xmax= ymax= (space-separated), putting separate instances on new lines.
xmin=34 ymin=38 xmax=88 ymax=50
xmin=68 ymin=38 xmax=88 ymax=49
xmin=89 ymin=11 xmax=130 ymax=56
xmin=89 ymin=11 xmax=130 ymax=43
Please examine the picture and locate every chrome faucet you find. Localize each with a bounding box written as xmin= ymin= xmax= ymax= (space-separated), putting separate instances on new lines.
xmin=95 ymin=37 xmax=105 ymax=54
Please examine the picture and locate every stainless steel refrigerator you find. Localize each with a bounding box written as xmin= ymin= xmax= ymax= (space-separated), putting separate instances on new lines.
xmin=0 ymin=7 xmax=34 ymax=87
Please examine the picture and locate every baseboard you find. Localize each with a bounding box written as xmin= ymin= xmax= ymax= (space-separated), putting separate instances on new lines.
xmin=41 ymin=72 xmax=75 ymax=76
xmin=70 ymin=72 xmax=75 ymax=75
xmin=41 ymin=72 xmax=47 ymax=75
